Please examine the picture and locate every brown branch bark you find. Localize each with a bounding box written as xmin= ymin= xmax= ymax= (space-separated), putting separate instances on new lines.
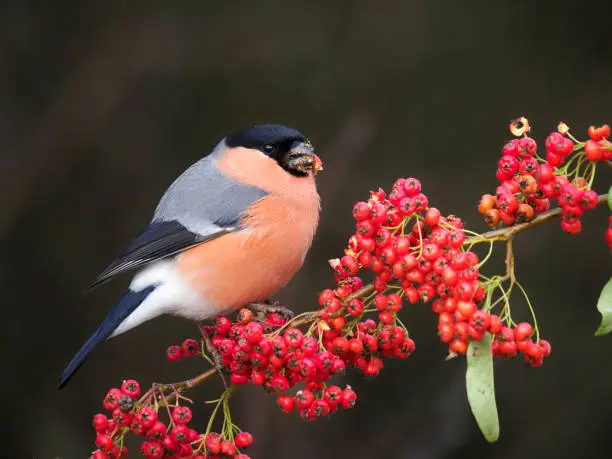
xmin=150 ymin=193 xmax=608 ymax=394
xmin=463 ymin=193 xmax=607 ymax=243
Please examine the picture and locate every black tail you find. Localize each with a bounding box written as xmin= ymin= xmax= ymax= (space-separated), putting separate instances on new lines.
xmin=57 ymin=286 xmax=157 ymax=389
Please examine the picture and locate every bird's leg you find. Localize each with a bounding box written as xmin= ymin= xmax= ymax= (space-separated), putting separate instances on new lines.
xmin=198 ymin=324 xmax=229 ymax=389
xmin=248 ymin=300 xmax=296 ymax=322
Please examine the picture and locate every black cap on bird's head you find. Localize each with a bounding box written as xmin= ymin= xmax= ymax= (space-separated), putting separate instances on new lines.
xmin=225 ymin=124 xmax=322 ymax=177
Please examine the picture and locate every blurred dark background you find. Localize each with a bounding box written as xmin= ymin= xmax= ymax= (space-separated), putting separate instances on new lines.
xmin=2 ymin=1 xmax=611 ymax=458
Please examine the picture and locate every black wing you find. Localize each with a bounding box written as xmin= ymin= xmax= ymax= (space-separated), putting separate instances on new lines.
xmin=86 ymin=220 xmax=233 ymax=290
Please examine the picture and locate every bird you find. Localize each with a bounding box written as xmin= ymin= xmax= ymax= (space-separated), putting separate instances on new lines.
xmin=58 ymin=124 xmax=323 ymax=389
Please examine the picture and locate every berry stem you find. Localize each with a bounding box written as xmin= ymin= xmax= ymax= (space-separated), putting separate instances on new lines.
xmin=204 ymin=385 xmax=236 ymax=440
xmin=516 ymin=280 xmax=540 ymax=341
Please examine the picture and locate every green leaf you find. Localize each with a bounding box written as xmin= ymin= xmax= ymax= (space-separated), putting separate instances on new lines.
xmin=466 ymin=333 xmax=499 ymax=442
xmin=608 ymin=186 xmax=612 ymax=211
xmin=594 ymin=278 xmax=612 ymax=336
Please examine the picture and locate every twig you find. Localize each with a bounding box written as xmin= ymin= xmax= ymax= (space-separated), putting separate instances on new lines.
xmin=504 ymin=237 xmax=515 ymax=283
xmin=463 ymin=193 xmax=607 ymax=243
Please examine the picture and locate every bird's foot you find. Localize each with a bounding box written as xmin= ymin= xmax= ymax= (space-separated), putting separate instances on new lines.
xmin=248 ymin=300 xmax=296 ymax=322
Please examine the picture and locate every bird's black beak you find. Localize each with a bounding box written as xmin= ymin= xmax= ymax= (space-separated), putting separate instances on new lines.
xmin=282 ymin=141 xmax=323 ymax=176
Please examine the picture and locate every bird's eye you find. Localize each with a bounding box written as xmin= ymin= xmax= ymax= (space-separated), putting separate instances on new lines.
xmin=262 ymin=144 xmax=276 ymax=154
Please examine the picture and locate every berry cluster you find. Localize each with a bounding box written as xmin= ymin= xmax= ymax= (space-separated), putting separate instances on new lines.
xmin=88 ymin=118 xmax=609 ymax=455
xmin=479 ymin=119 xmax=609 ymax=237
xmin=333 ymin=178 xmax=548 ymax=365
xmin=200 ymin=314 xmax=359 ymax=421
xmin=91 ymin=379 xmax=255 ymax=458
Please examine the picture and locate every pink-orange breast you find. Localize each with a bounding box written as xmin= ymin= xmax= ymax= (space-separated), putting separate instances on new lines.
xmin=175 ymin=146 xmax=321 ymax=311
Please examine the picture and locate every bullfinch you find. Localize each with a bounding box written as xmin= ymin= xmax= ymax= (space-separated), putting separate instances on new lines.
xmin=58 ymin=124 xmax=323 ymax=388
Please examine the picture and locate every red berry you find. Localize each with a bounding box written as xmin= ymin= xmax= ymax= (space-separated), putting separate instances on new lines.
xmin=449 ymin=338 xmax=468 ymax=354
xmin=559 ymin=184 xmax=581 ymax=207
xmin=347 ymin=298 xmax=364 ymax=316
xmin=584 ymin=139 xmax=603 ymax=161
xmin=298 ymin=357 xmax=316 ymax=378
xmin=283 ymin=328 xmax=304 ymax=348
xmin=295 ymin=389 xmax=315 ymax=408
xmin=163 ymin=436 xmax=179 ymax=454
xmin=438 ymin=322 xmax=454 ymax=343
xmin=403 ymin=177 xmax=421 ymax=196
xmin=499 ymin=340 xmax=517 ymax=357
xmin=539 ymin=339 xmax=552 ymax=357
xmin=214 ymin=316 xmax=232 ymax=335
xmin=413 ymin=193 xmax=429 ymax=211
xmin=502 ymin=139 xmax=520 ymax=156
xmin=378 ymin=311 xmax=394 ymax=324
xmin=146 ymin=421 xmax=166 ymax=441
xmin=205 ymin=433 xmax=221 ymax=454
xmin=140 ymin=441 xmax=163 ymax=459
xmin=93 ymin=414 xmax=108 ymax=432
xmin=329 ymin=316 xmax=346 ymax=331
xmin=220 ymin=440 xmax=237 ymax=457
xmin=356 ymin=220 xmax=376 ymax=238
xmin=309 ymin=399 xmax=331 ymax=418
xmin=470 ymin=310 xmax=491 ymax=332
xmin=517 ymin=137 xmax=537 ymax=156
xmin=489 ymin=314 xmax=503 ymax=334
xmin=348 ymin=338 xmax=363 ymax=353
xmin=524 ymin=341 xmax=543 ymax=360
xmin=177 ymin=444 xmax=193 ymax=457
xmin=498 ymin=155 xmax=519 ymax=175
xmin=380 ymin=247 xmax=397 ymax=265
xmin=561 ymin=219 xmax=582 ymax=234
xmin=95 ymin=434 xmax=114 ymax=452
xmin=103 ymin=388 xmax=123 ymax=411
xmin=235 ymin=431 xmax=254 ymax=448
xmin=546 ymin=151 xmax=563 ymax=166
xmin=166 ymin=345 xmax=181 ymax=362
xmin=514 ymin=322 xmax=533 ymax=341
xmin=588 ymin=124 xmax=610 ymax=141
xmin=121 ymin=379 xmax=141 ymax=398
xmin=170 ymin=424 xmax=190 ymax=443
xmin=276 ymin=395 xmax=295 ymax=413
xmin=340 ymin=388 xmax=358 ymax=408
xmin=535 ymin=163 xmax=555 ymax=183
xmin=180 ymin=338 xmax=199 ymax=357
xmin=456 ymin=300 xmax=476 ymax=318
xmin=130 ymin=417 xmax=146 ymax=435
xmin=519 ymin=157 xmax=538 ymax=175
xmin=318 ymin=289 xmax=335 ymax=306
xmin=370 ymin=202 xmax=389 ymax=223
xmin=244 ymin=321 xmax=264 ymax=343
xmin=136 ymin=407 xmax=157 ymax=430
xmin=580 ymin=189 xmax=600 ymax=210
xmin=424 ymin=207 xmax=441 ymax=226
xmin=353 ymin=201 xmax=371 ymax=220
xmin=171 ymin=406 xmax=192 ymax=425
xmin=545 ymin=132 xmax=563 ymax=153
xmin=270 ymin=375 xmax=290 ymax=393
